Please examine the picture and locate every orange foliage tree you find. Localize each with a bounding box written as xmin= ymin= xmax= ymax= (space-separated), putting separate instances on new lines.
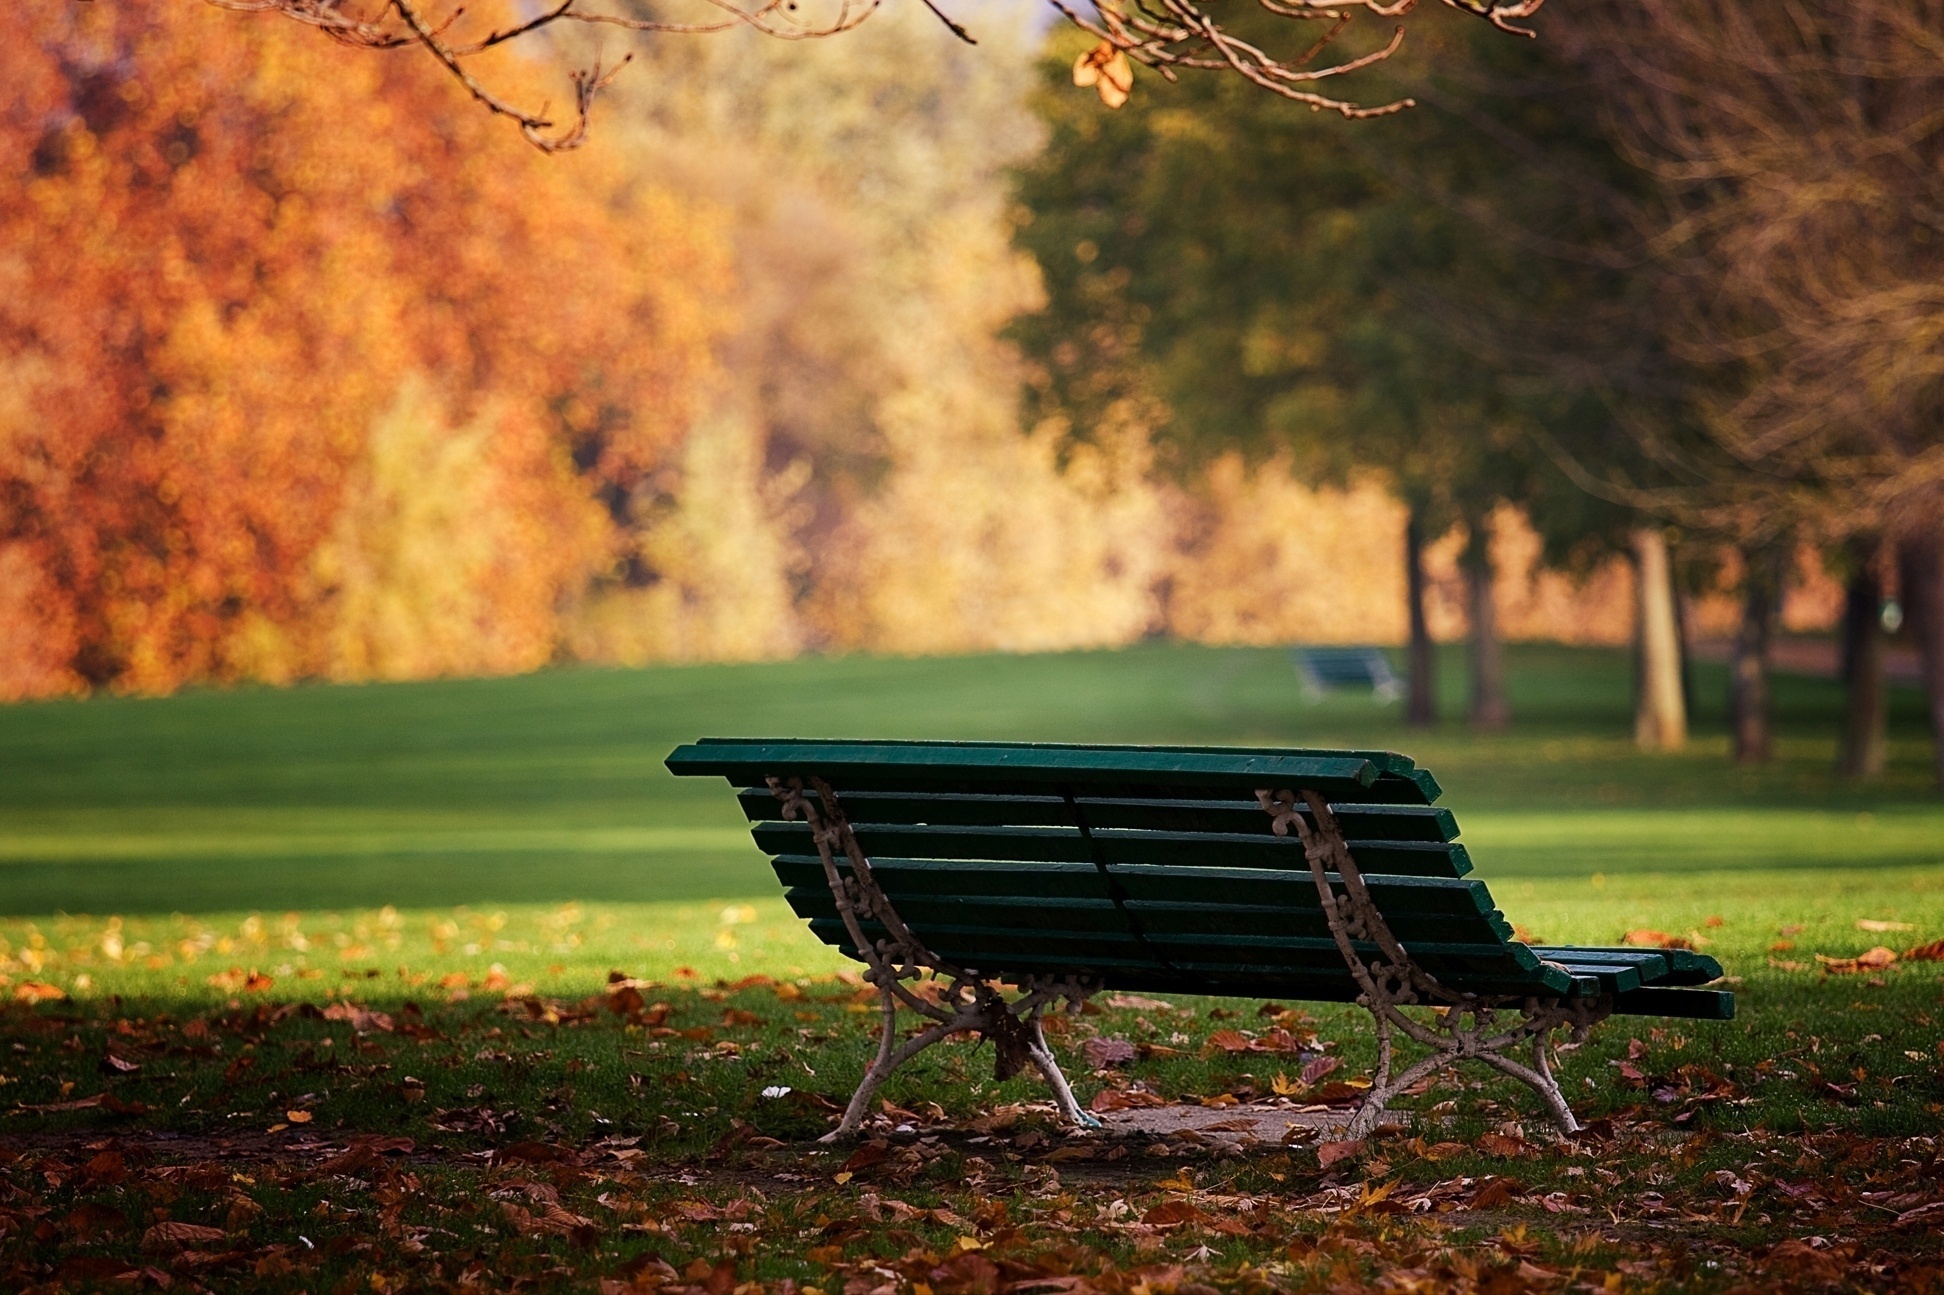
xmin=0 ymin=2 xmax=728 ymax=697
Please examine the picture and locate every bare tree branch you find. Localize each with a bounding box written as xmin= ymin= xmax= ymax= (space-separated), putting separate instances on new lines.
xmin=212 ymin=0 xmax=1548 ymax=146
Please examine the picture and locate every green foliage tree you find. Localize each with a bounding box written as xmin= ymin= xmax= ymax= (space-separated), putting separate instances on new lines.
xmin=1010 ymin=7 xmax=1645 ymax=730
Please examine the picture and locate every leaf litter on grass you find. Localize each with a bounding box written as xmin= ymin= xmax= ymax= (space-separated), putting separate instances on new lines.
xmin=0 ymin=964 xmax=1939 ymax=1292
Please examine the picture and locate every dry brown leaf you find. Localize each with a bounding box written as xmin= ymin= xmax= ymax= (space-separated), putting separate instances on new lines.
xmin=1818 ymin=946 xmax=1897 ymax=973
xmin=1623 ymin=929 xmax=1693 ymax=950
xmin=1083 ymin=1037 xmax=1137 ymax=1068
xmin=1475 ymin=1131 xmax=1528 ymax=1158
xmin=143 ymin=1221 xmax=227 ymax=1249
xmin=1317 ymin=1138 xmax=1365 ymax=1169
xmin=1142 ymin=1199 xmax=1210 ymax=1227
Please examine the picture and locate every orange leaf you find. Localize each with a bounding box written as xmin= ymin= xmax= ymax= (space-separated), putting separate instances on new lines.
xmin=1071 ymin=41 xmax=1135 ymax=109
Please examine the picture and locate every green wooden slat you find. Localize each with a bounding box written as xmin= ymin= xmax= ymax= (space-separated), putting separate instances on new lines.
xmin=735 ymin=788 xmax=1458 ymax=844
xmin=754 ymin=822 xmax=1093 ymax=864
xmin=752 ymin=821 xmax=1467 ymax=877
xmin=1543 ymin=961 xmax=1642 ymax=994
xmin=771 ymin=855 xmax=1109 ymax=901
xmin=737 ymin=788 xmax=1070 ymax=827
xmin=753 ymin=819 xmax=1468 ymax=879
xmin=1108 ymin=865 xmax=1494 ymax=917
xmin=1535 ymin=945 xmax=1722 ymax=986
xmin=1611 ymin=987 xmax=1735 ymax=1021
xmin=1347 ymin=842 xmax=1473 ymax=878
xmin=784 ymin=889 xmax=1129 ymax=935
xmin=805 ymin=917 xmax=1151 ymax=964
xmin=1531 ymin=947 xmax=1670 ymax=982
xmin=776 ymin=855 xmax=1493 ymax=925
xmin=1124 ymin=899 xmax=1509 ymax=947
xmin=735 ymin=788 xmax=1459 ymax=842
xmin=667 ymin=739 xmax=1381 ymax=799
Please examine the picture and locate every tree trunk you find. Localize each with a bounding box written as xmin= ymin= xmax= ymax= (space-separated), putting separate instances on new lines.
xmin=1898 ymin=527 xmax=1944 ymax=791
xmin=1463 ymin=521 xmax=1509 ymax=731
xmin=1837 ymin=538 xmax=1886 ymax=778
xmin=1730 ymin=546 xmax=1783 ymax=764
xmin=1632 ymin=526 xmax=1687 ymax=750
xmin=1405 ymin=508 xmax=1436 ymax=728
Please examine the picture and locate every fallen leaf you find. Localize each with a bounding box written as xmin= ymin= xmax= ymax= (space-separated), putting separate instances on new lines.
xmin=1623 ymin=929 xmax=1693 ymax=950
xmin=1817 ymin=946 xmax=1897 ymax=974
xmin=143 ymin=1221 xmax=227 ymax=1249
xmin=1142 ymin=1199 xmax=1210 ymax=1227
xmin=1857 ymin=918 xmax=1914 ymax=932
xmin=497 ymin=1140 xmax=578 ymax=1165
xmin=1083 ymin=1037 xmax=1137 ymax=1068
xmin=1089 ymin=1087 xmax=1166 ymax=1112
xmin=285 ymin=1109 xmax=313 ymax=1124
xmin=1905 ymin=939 xmax=1944 ymax=962
xmin=1469 ymin=1177 xmax=1526 ymax=1209
xmin=1476 ymin=1132 xmax=1528 ymax=1158
xmin=63 ymin=1202 xmax=128 ymax=1241
xmin=1300 ymin=1055 xmax=1341 ymax=1087
xmin=1316 ymin=1139 xmax=1364 ymax=1169
xmin=1104 ymin=994 xmax=1178 ymax=1012
xmin=14 ymin=980 xmax=66 ymax=1004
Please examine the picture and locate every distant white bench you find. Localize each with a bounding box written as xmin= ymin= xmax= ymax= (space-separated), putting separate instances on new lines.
xmin=1294 ymin=647 xmax=1402 ymax=704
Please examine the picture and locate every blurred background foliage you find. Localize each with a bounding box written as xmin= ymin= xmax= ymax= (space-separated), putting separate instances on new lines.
xmin=1 ymin=1 xmax=1935 ymax=785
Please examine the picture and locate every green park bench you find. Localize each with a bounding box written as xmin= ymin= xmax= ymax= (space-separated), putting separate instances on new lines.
xmin=665 ymin=739 xmax=1731 ymax=1141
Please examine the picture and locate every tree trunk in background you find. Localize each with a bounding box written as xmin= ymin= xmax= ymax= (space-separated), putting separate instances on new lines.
xmin=1898 ymin=527 xmax=1944 ymax=790
xmin=1405 ymin=508 xmax=1437 ymax=727
xmin=1837 ymin=538 xmax=1886 ymax=778
xmin=1675 ymin=583 xmax=1697 ymax=722
xmin=1632 ymin=526 xmax=1687 ymax=750
xmin=1730 ymin=546 xmax=1783 ymax=764
xmin=1463 ymin=522 xmax=1508 ymax=731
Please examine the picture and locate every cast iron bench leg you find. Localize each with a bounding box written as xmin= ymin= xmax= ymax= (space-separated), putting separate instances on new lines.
xmin=1259 ymin=789 xmax=1611 ymax=1137
xmin=768 ymin=776 xmax=1102 ymax=1141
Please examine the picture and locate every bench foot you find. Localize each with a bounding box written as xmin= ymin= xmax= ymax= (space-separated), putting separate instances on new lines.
xmin=1262 ymin=788 xmax=1608 ymax=1139
xmin=1342 ymin=1012 xmax=1586 ymax=1139
xmin=817 ymin=984 xmax=1100 ymax=1141
xmin=772 ymin=775 xmax=1101 ymax=1142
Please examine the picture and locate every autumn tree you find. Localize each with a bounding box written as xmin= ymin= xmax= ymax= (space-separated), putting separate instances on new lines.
xmin=1540 ymin=0 xmax=1944 ymax=784
xmin=0 ymin=1 xmax=728 ymax=697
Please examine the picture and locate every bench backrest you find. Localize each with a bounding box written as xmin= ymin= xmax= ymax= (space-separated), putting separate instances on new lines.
xmin=665 ymin=738 xmax=1578 ymax=1000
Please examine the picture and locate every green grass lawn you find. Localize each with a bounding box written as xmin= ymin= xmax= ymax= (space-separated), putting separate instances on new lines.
xmin=1 ymin=643 xmax=1941 ymax=1292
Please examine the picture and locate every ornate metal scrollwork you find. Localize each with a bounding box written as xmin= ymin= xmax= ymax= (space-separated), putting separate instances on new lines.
xmin=768 ymin=776 xmax=1101 ymax=1140
xmin=1257 ymin=788 xmax=1609 ymax=1136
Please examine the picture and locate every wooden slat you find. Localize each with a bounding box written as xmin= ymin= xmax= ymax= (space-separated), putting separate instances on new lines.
xmin=1536 ymin=945 xmax=1722 ymax=986
xmin=804 ymin=918 xmax=1151 ymax=965
xmin=752 ymin=818 xmax=1469 ymax=878
xmin=1123 ymin=899 xmax=1511 ymax=947
xmin=1543 ymin=960 xmax=1643 ymax=994
xmin=753 ymin=822 xmax=1089 ymax=864
xmin=783 ymin=889 xmax=1128 ymax=935
xmin=667 ymin=739 xmax=1383 ymax=800
xmin=735 ymin=788 xmax=1458 ymax=843
xmin=1108 ymin=865 xmax=1494 ymax=917
xmin=771 ymin=855 xmax=1109 ymax=901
